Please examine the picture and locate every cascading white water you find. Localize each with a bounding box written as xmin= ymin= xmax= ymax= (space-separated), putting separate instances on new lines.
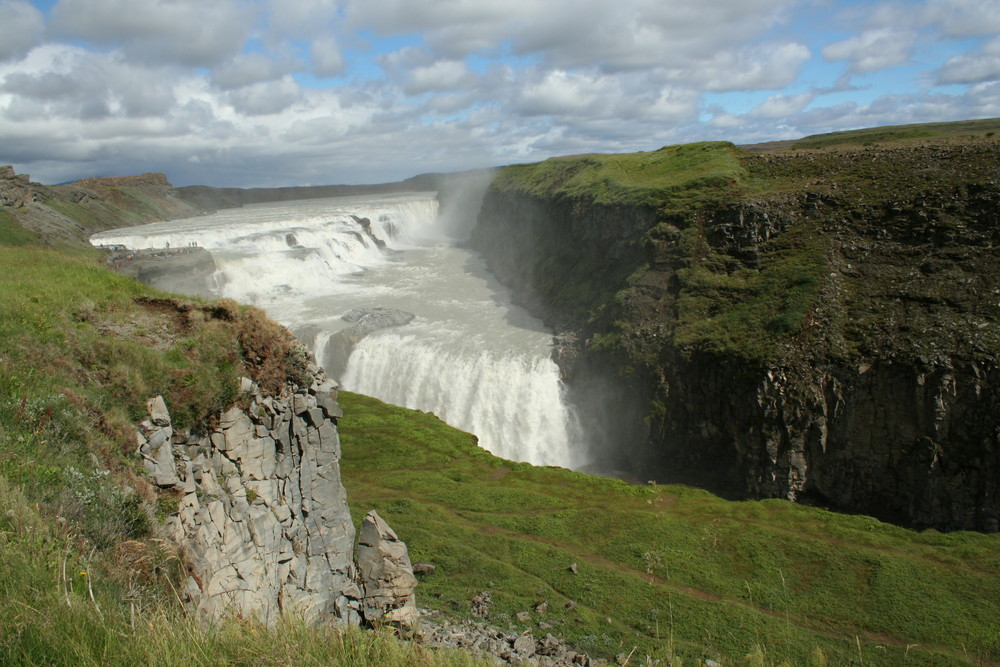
xmin=91 ymin=192 xmax=587 ymax=469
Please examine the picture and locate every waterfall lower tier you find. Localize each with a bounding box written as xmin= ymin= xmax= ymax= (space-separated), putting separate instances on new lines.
xmin=342 ymin=326 xmax=583 ymax=468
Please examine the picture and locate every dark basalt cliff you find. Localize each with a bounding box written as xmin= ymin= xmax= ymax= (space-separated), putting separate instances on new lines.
xmin=471 ymin=140 xmax=1000 ymax=531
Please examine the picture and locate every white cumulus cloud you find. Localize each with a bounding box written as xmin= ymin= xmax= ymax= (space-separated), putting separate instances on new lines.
xmin=823 ymin=29 xmax=914 ymax=74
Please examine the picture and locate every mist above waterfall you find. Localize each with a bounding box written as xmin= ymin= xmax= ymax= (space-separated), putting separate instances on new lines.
xmin=91 ymin=189 xmax=590 ymax=469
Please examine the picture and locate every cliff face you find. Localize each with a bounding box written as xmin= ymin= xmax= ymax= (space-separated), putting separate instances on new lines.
xmin=472 ymin=140 xmax=1000 ymax=531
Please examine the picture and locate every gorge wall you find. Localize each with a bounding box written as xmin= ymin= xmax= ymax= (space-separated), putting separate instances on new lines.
xmin=471 ymin=140 xmax=1000 ymax=531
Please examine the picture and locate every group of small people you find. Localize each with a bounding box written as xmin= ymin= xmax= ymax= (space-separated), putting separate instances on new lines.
xmin=109 ymin=240 xmax=199 ymax=268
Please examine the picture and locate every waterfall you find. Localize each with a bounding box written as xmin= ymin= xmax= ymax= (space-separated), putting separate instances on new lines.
xmin=90 ymin=192 xmax=589 ymax=470
xmin=342 ymin=324 xmax=584 ymax=468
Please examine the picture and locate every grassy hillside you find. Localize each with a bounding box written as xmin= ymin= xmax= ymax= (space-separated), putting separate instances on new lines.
xmin=0 ymin=233 xmax=481 ymax=665
xmin=492 ymin=141 xmax=747 ymax=213
xmin=337 ymin=392 xmax=1000 ymax=666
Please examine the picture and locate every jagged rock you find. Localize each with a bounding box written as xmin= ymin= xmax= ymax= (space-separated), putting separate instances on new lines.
xmin=417 ymin=607 xmax=603 ymax=666
xmin=147 ymin=395 xmax=171 ymax=426
xmin=512 ymin=634 xmax=536 ymax=658
xmin=136 ymin=366 xmax=366 ymax=627
xmin=341 ymin=306 xmax=415 ymax=333
xmin=470 ymin=591 xmax=493 ymax=618
xmin=356 ymin=510 xmax=419 ymax=627
xmin=137 ymin=395 xmax=179 ymax=487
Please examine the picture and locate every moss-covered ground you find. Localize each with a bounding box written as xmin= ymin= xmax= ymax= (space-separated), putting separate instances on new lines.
xmin=338 ymin=391 xmax=1000 ymax=666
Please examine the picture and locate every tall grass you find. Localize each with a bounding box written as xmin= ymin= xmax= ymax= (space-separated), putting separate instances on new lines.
xmin=0 ymin=478 xmax=482 ymax=666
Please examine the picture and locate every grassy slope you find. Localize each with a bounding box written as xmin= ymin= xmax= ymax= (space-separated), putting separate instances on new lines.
xmin=0 ymin=231 xmax=480 ymax=665
xmin=339 ymin=391 xmax=1000 ymax=666
xmin=492 ymin=141 xmax=746 ymax=211
xmin=792 ymin=117 xmax=1000 ymax=149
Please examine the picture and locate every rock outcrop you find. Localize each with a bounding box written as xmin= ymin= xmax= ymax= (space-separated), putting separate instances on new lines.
xmin=137 ymin=365 xmax=417 ymax=626
xmin=111 ymin=247 xmax=218 ymax=299
xmin=1 ymin=165 xmax=201 ymax=245
xmin=314 ymin=307 xmax=415 ymax=379
xmin=356 ymin=510 xmax=419 ymax=626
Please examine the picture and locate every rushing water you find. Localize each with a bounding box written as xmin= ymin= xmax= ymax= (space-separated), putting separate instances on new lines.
xmin=91 ymin=192 xmax=588 ymax=469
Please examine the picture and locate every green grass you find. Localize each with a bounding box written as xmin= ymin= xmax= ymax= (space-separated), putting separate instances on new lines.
xmin=0 ymin=210 xmax=38 ymax=246
xmin=493 ymin=141 xmax=747 ymax=210
xmin=792 ymin=117 xmax=1000 ymax=149
xmin=338 ymin=391 xmax=1000 ymax=666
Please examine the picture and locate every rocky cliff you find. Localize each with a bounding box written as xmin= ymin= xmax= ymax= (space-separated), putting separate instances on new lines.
xmin=472 ymin=139 xmax=1000 ymax=531
xmin=0 ymin=165 xmax=201 ymax=245
xmin=137 ymin=362 xmax=417 ymax=626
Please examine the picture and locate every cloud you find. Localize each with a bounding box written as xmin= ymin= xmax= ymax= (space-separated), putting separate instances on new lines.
xmin=933 ymin=37 xmax=1000 ymax=85
xmin=750 ymin=92 xmax=815 ymax=119
xmin=225 ymin=77 xmax=303 ymax=116
xmin=823 ymin=29 xmax=914 ymax=73
xmin=686 ymin=42 xmax=811 ymax=91
xmin=921 ymin=0 xmax=1000 ymax=38
xmin=0 ymin=1 xmax=44 ymax=62
xmin=515 ymin=70 xmax=613 ymax=117
xmin=311 ymin=36 xmax=346 ymax=77
xmin=213 ymin=53 xmax=292 ymax=90
xmin=266 ymin=0 xmax=341 ymax=39
xmin=404 ymin=60 xmax=476 ymax=95
xmin=50 ymin=0 xmax=253 ymax=67
xmin=346 ymin=0 xmax=799 ymax=72
xmin=0 ymin=45 xmax=180 ymax=120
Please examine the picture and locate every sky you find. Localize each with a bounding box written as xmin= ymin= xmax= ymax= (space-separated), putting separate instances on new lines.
xmin=0 ymin=0 xmax=998 ymax=187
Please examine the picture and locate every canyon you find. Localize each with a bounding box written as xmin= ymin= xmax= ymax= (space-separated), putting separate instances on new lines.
xmin=471 ymin=139 xmax=1000 ymax=531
